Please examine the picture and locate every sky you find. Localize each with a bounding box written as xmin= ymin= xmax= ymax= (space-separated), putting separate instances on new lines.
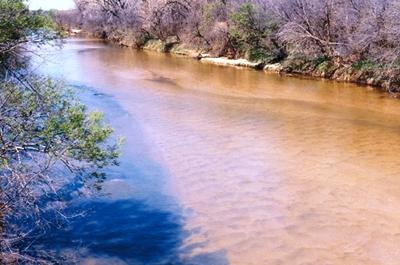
xmin=27 ymin=0 xmax=76 ymax=10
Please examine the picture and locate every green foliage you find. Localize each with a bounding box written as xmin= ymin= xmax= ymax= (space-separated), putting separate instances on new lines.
xmin=229 ymin=3 xmax=279 ymax=62
xmin=0 ymin=79 xmax=121 ymax=175
xmin=286 ymin=56 xmax=329 ymax=72
xmin=0 ymin=78 xmax=122 ymax=260
xmin=310 ymin=56 xmax=329 ymax=72
xmin=312 ymin=56 xmax=328 ymax=66
xmin=0 ymin=0 xmax=58 ymax=44
xmin=352 ymin=59 xmax=377 ymax=70
xmin=316 ymin=61 xmax=329 ymax=73
xmin=0 ymin=0 xmax=60 ymax=76
xmin=230 ymin=3 xmax=260 ymax=46
xmin=246 ymin=47 xmax=273 ymax=63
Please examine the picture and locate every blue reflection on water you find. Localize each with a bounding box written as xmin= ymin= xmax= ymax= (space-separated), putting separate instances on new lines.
xmin=37 ymin=199 xmax=183 ymax=264
xmin=25 ymin=84 xmax=228 ymax=264
xmin=31 ymin=196 xmax=227 ymax=264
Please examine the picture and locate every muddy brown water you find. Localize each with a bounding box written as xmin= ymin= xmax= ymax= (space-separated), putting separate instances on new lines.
xmin=35 ymin=38 xmax=400 ymax=265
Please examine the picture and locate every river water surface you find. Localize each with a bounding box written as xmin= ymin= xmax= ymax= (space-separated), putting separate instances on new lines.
xmin=35 ymin=39 xmax=400 ymax=265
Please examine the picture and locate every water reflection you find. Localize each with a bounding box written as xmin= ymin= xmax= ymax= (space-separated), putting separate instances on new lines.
xmin=34 ymin=198 xmax=227 ymax=265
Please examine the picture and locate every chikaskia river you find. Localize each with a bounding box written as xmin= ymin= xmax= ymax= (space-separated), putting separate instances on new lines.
xmin=33 ymin=39 xmax=400 ymax=265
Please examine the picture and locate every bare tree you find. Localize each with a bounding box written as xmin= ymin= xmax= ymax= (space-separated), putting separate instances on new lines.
xmin=277 ymin=0 xmax=349 ymax=57
xmin=70 ymin=0 xmax=400 ymax=65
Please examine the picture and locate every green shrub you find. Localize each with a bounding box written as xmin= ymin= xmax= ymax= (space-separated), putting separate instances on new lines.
xmin=246 ymin=47 xmax=274 ymax=63
xmin=352 ymin=59 xmax=377 ymax=70
xmin=230 ymin=3 xmax=260 ymax=46
xmin=312 ymin=56 xmax=328 ymax=66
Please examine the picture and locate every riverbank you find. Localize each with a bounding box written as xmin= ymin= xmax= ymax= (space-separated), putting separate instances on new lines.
xmin=108 ymin=36 xmax=400 ymax=97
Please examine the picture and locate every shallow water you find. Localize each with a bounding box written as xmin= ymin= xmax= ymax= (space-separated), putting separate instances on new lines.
xmin=35 ymin=38 xmax=400 ymax=265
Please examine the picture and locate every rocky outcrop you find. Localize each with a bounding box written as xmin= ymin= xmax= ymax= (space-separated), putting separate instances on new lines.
xmin=264 ymin=63 xmax=283 ymax=72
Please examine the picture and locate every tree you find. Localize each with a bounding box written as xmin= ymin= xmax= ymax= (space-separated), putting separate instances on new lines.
xmin=144 ymin=0 xmax=190 ymax=41
xmin=185 ymin=0 xmax=230 ymax=55
xmin=0 ymin=0 xmax=120 ymax=263
xmin=229 ymin=2 xmax=282 ymax=62
xmin=54 ymin=9 xmax=82 ymax=31
xmin=277 ymin=0 xmax=348 ymax=58
xmin=351 ymin=0 xmax=400 ymax=63
xmin=0 ymin=0 xmax=59 ymax=77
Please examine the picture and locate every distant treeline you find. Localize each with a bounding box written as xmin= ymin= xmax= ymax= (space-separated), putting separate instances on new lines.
xmin=58 ymin=0 xmax=400 ymax=63
xmin=57 ymin=0 xmax=400 ymax=93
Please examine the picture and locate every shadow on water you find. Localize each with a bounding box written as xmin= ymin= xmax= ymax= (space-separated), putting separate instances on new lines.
xmin=33 ymin=198 xmax=227 ymax=265
xmin=25 ymin=84 xmax=229 ymax=265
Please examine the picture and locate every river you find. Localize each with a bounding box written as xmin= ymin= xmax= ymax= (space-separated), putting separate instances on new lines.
xmin=33 ymin=38 xmax=400 ymax=265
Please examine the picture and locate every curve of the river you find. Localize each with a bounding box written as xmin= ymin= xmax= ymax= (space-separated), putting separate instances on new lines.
xmin=34 ymin=38 xmax=400 ymax=265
